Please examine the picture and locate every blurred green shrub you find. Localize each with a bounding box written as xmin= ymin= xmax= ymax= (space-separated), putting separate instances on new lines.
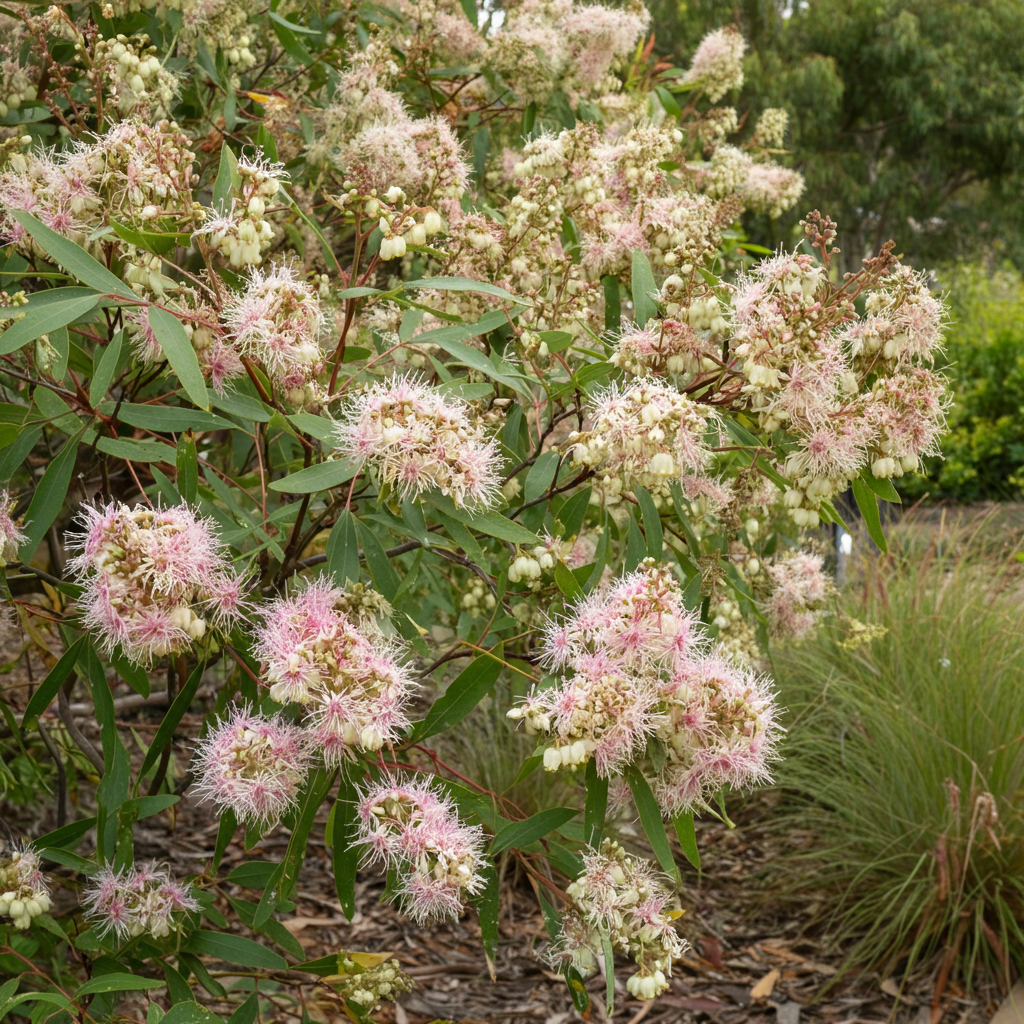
xmin=770 ymin=540 xmax=1024 ymax=991
xmin=905 ymin=263 xmax=1024 ymax=502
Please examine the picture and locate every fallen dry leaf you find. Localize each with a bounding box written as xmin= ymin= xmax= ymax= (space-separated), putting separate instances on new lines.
xmin=751 ymin=969 xmax=781 ymax=1000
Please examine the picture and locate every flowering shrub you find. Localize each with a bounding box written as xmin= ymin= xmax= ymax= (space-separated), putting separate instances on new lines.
xmin=0 ymin=0 xmax=947 ymax=1020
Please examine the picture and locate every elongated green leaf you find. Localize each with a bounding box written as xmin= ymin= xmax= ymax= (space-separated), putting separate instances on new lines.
xmin=177 ymin=432 xmax=198 ymax=502
xmin=583 ymin=759 xmax=608 ymax=849
xmin=852 ymin=476 xmax=887 ymax=552
xmin=524 ymin=451 xmax=560 ymax=503
xmin=19 ymin=428 xmax=83 ymax=561
xmin=224 ymin=861 xmax=280 ymax=888
xmin=355 ymin=520 xmax=400 ymax=602
xmin=212 ymin=145 xmax=239 ymax=214
xmin=13 ymin=212 xmax=134 ymax=298
xmin=602 ymin=928 xmax=615 ymax=1016
xmin=89 ymin=331 xmax=124 ymax=407
xmin=74 ymin=975 xmax=163 ymax=998
xmin=35 ymin=816 xmax=96 ymax=851
xmin=278 ymin=767 xmax=335 ymax=902
xmin=631 ymin=249 xmax=658 ymax=327
xmin=116 ymin=404 xmax=234 ymax=433
xmin=563 ymin=965 xmax=590 ymax=1014
xmin=554 ymin=561 xmax=584 ymax=602
xmin=139 ymin=660 xmax=205 ymax=779
xmin=110 ymin=220 xmax=186 ymax=257
xmin=626 ymin=767 xmax=680 ymax=883
xmin=326 ymin=509 xmax=359 ymax=585
xmin=427 ymin=494 xmax=540 ymax=545
xmin=414 ymin=645 xmax=504 ymax=741
xmin=491 ymin=806 xmax=577 ymax=854
xmin=860 ymin=471 xmax=901 ymax=503
xmin=183 ymin=931 xmax=287 ymax=970
xmin=0 ymin=290 xmax=99 ymax=356
xmin=227 ymin=993 xmax=259 ymax=1024
xmin=269 ymin=457 xmax=359 ymax=493
xmin=402 ymin=276 xmax=522 ymax=304
xmin=634 ymin=485 xmax=663 ymax=559
xmin=333 ymin=773 xmax=360 ymax=920
xmin=96 ymin=436 xmax=177 ymax=463
xmin=472 ymin=864 xmax=500 ymax=977
xmin=673 ymin=811 xmax=700 ymax=871
xmin=603 ymin=274 xmax=621 ymax=333
xmin=148 ymin=305 xmax=210 ymax=411
xmin=23 ymin=636 xmax=86 ymax=721
xmin=160 ymin=1001 xmax=223 ymax=1024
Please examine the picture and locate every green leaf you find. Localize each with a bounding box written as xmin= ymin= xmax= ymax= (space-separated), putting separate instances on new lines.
xmin=602 ymin=274 xmax=621 ymax=333
xmin=224 ymin=861 xmax=280 ymax=888
xmin=212 ymin=809 xmax=236 ymax=874
xmin=631 ymin=249 xmax=658 ymax=327
xmin=673 ymin=811 xmax=700 ymax=871
xmin=110 ymin=220 xmax=187 ymax=257
xmin=19 ymin=428 xmax=83 ymax=561
xmin=625 ymin=511 xmax=646 ymax=571
xmin=602 ymin=927 xmax=616 ymax=1017
xmin=278 ymin=768 xmax=336 ymax=902
xmin=557 ymin=487 xmax=592 ymax=540
xmin=653 ymin=84 xmax=682 ymax=118
xmin=563 ymin=965 xmax=590 ymax=1014
xmin=160 ymin=1002 xmax=223 ymax=1024
xmin=583 ymin=759 xmax=608 ymax=849
xmin=554 ymin=561 xmax=583 ymax=602
xmin=212 ymin=145 xmax=239 ymax=214
xmin=74 ymin=975 xmax=163 ymax=998
xmin=35 ymin=816 xmax=97 ymax=851
xmin=860 ymin=470 xmax=901 ymax=503
xmin=401 ymin=276 xmax=522 ymax=305
xmin=268 ymin=457 xmax=358 ymax=493
xmin=269 ymin=10 xmax=315 ymax=63
xmin=538 ymin=330 xmax=574 ymax=353
xmin=148 ymin=305 xmax=210 ymax=411
xmin=0 ymin=289 xmax=99 ymax=356
xmin=626 ymin=767 xmax=680 ymax=883
xmin=332 ymin=773 xmax=360 ymax=920
xmin=634 ymin=485 xmax=663 ymax=559
xmin=851 ymin=476 xmax=887 ymax=553
xmin=96 ymin=436 xmax=177 ymax=463
xmin=139 ymin=661 xmax=204 ymax=779
xmin=89 ymin=332 xmax=124 ymax=407
xmin=414 ymin=645 xmax=504 ymax=741
xmin=490 ymin=806 xmax=577 ymax=854
xmin=23 ymin=636 xmax=86 ymax=721
xmin=325 ymin=509 xmax=359 ymax=586
xmin=116 ymin=404 xmax=234 ymax=433
xmin=227 ymin=993 xmax=259 ymax=1024
xmin=183 ymin=931 xmax=287 ymax=971
xmin=427 ymin=494 xmax=540 ymax=545
xmin=472 ymin=863 xmax=500 ymax=977
xmin=355 ymin=520 xmax=400 ymax=602
xmin=12 ymin=212 xmax=134 ymax=298
xmin=524 ymin=451 xmax=560 ymax=503
xmin=176 ymin=432 xmax=198 ymax=502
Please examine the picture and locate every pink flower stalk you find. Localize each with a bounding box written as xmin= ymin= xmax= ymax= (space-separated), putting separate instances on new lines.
xmin=66 ymin=501 xmax=246 ymax=665
xmin=191 ymin=706 xmax=311 ymax=828
xmin=222 ymin=261 xmax=326 ymax=405
xmin=335 ymin=374 xmax=502 ymax=508
xmin=253 ymin=577 xmax=414 ymax=759
xmin=681 ymin=26 xmax=746 ymax=102
xmin=355 ymin=775 xmax=487 ymax=924
xmin=0 ymin=491 xmax=27 ymax=566
xmin=764 ymin=550 xmax=832 ymax=642
xmin=84 ymin=863 xmax=199 ymax=941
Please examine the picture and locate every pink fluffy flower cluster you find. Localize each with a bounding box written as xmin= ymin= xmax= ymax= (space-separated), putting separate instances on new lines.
xmin=508 ymin=561 xmax=779 ymax=816
xmin=0 ymin=490 xmax=27 ymax=567
xmin=68 ymin=502 xmax=246 ymax=665
xmin=355 ymin=775 xmax=487 ymax=925
xmin=253 ymin=577 xmax=414 ymax=762
xmin=84 ymin=863 xmax=199 ymax=941
xmin=192 ymin=707 xmax=311 ymax=829
xmin=764 ymin=551 xmax=832 ymax=641
xmin=335 ymin=374 xmax=501 ymax=508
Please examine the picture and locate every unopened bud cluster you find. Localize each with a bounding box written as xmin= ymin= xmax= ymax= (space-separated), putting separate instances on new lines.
xmin=0 ymin=848 xmax=52 ymax=930
xmin=334 ymin=956 xmax=414 ymax=1011
xmin=67 ymin=501 xmax=246 ymax=665
xmin=549 ymin=839 xmax=687 ymax=1001
xmin=355 ymin=776 xmax=487 ymax=924
xmin=567 ymin=380 xmax=718 ymax=505
xmin=198 ymin=156 xmax=284 ymax=267
xmin=335 ymin=375 xmax=502 ymax=508
xmin=507 ymin=532 xmax=595 ymax=589
xmin=84 ymin=863 xmax=199 ymax=941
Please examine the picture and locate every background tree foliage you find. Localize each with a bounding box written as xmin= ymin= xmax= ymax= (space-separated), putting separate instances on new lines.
xmin=650 ymin=0 xmax=1024 ymax=275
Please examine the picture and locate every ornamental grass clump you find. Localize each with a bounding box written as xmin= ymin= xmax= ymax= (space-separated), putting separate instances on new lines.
xmin=771 ymin=541 xmax=1024 ymax=992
